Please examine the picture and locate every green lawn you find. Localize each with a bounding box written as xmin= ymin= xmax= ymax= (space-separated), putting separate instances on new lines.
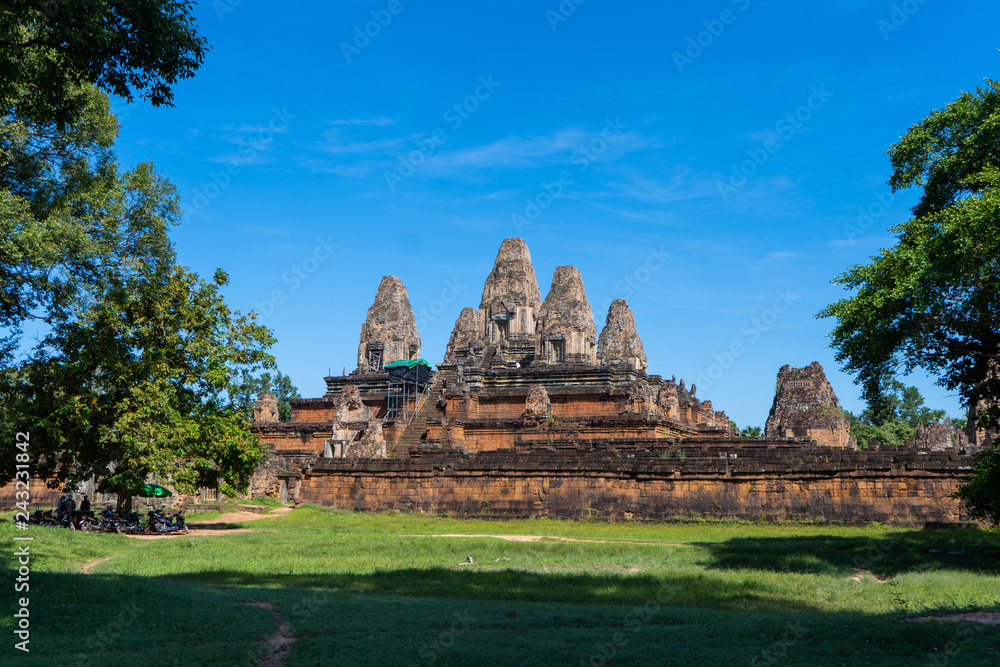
xmin=2 ymin=507 xmax=999 ymax=665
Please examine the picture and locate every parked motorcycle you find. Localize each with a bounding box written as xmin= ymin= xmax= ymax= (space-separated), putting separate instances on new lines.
xmin=147 ymin=508 xmax=189 ymax=534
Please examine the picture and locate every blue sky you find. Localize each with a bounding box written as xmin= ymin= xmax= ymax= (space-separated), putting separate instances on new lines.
xmin=111 ymin=0 xmax=1000 ymax=428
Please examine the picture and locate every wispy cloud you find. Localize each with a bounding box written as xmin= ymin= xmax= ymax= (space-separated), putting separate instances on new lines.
xmin=321 ymin=117 xmax=396 ymax=127
xmin=294 ymin=124 xmax=659 ymax=180
xmin=426 ymin=127 xmax=656 ymax=172
xmin=759 ymin=251 xmax=798 ymax=263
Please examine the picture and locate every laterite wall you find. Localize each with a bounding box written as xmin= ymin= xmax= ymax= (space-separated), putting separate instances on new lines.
xmin=297 ymin=442 xmax=973 ymax=524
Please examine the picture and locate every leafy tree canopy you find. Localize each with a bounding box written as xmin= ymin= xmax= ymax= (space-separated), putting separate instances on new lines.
xmin=819 ymin=79 xmax=1000 ymax=429
xmin=0 ymin=7 xmax=272 ymax=508
xmin=820 ymin=77 xmax=1000 ymax=522
xmin=0 ymin=89 xmax=275 ymax=504
xmin=859 ymin=379 xmax=946 ymax=427
xmin=12 ymin=264 xmax=275 ymax=505
xmin=0 ymin=0 xmax=208 ymax=124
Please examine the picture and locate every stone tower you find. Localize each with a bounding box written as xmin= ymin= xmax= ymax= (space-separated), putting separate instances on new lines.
xmin=356 ymin=276 xmax=421 ymax=374
xmin=252 ymin=393 xmax=280 ymax=423
xmin=479 ymin=238 xmax=542 ymax=345
xmin=764 ymin=362 xmax=854 ymax=448
xmin=535 ymin=266 xmax=598 ymax=366
xmin=443 ymin=307 xmax=482 ymax=364
xmin=597 ymin=299 xmax=648 ymax=372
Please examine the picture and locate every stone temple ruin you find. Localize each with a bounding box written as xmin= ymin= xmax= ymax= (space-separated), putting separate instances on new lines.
xmin=248 ymin=238 xmax=978 ymax=524
xmin=764 ymin=362 xmax=854 ymax=448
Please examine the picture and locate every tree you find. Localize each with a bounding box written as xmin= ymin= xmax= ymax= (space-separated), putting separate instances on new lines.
xmin=844 ymin=411 xmax=914 ymax=450
xmin=858 ymin=380 xmax=946 ymax=427
xmin=1 ymin=85 xmax=171 ymax=365
xmin=0 ymin=6 xmax=274 ymax=509
xmin=231 ymin=371 xmax=301 ymax=422
xmin=955 ymin=446 xmax=1000 ymax=525
xmin=12 ymin=262 xmax=275 ymax=510
xmin=819 ymin=79 xmax=1000 ymax=425
xmin=1 ymin=0 xmax=208 ymax=124
xmin=2 ymin=0 xmax=208 ymax=364
xmin=739 ymin=426 xmax=763 ymax=438
xmin=819 ymin=77 xmax=1000 ymax=518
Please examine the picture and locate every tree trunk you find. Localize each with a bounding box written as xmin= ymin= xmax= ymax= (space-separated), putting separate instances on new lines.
xmin=115 ymin=491 xmax=133 ymax=517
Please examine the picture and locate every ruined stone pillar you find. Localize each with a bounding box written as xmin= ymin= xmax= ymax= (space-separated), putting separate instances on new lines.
xmin=598 ymin=299 xmax=648 ymax=372
xmin=764 ymin=362 xmax=854 ymax=448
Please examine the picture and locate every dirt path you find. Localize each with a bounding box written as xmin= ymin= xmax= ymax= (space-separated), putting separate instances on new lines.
xmin=249 ymin=601 xmax=297 ymax=666
xmin=81 ymin=555 xmax=118 ymax=574
xmin=401 ymin=533 xmax=684 ymax=546
xmin=127 ymin=528 xmax=254 ymax=540
xmin=187 ymin=506 xmax=293 ymax=528
xmin=121 ymin=507 xmax=293 ymax=540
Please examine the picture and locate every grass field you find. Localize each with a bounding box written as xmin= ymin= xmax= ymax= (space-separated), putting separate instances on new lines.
xmin=2 ymin=506 xmax=999 ymax=666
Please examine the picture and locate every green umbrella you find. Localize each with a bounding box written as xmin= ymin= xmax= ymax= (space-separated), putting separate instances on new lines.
xmin=139 ymin=483 xmax=172 ymax=498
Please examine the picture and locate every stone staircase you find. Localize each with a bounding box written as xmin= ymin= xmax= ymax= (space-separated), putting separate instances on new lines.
xmin=391 ymin=375 xmax=442 ymax=455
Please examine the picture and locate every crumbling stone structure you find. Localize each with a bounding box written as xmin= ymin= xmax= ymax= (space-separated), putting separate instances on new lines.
xmin=346 ymin=419 xmax=387 ymax=459
xmin=252 ymin=393 xmax=279 ymax=423
xmin=524 ymin=385 xmax=551 ymax=419
xmin=913 ymin=421 xmax=970 ymax=452
xmin=598 ymin=299 xmax=648 ymax=372
xmin=244 ymin=240 xmax=976 ymax=524
xmin=478 ymin=237 xmax=541 ymax=357
xmin=326 ymin=385 xmax=386 ymax=458
xmin=966 ymin=396 xmax=998 ymax=449
xmin=764 ymin=362 xmax=854 ymax=448
xmin=535 ymin=266 xmax=598 ymax=366
xmin=357 ymin=275 xmax=421 ymax=374
xmin=299 ymin=443 xmax=972 ymax=525
xmin=443 ymin=307 xmax=482 ymax=364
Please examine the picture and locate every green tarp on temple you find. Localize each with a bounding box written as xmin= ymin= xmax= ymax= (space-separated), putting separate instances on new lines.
xmin=383 ymin=359 xmax=431 ymax=369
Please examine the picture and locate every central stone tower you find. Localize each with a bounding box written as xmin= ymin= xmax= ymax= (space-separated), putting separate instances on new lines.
xmin=477 ymin=237 xmax=543 ymax=365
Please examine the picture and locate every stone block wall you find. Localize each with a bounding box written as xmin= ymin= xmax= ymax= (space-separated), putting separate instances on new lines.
xmin=296 ymin=443 xmax=973 ymax=525
xmin=0 ymin=479 xmax=63 ymax=509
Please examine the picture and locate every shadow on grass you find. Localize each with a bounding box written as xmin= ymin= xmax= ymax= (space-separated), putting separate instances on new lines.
xmin=158 ymin=566 xmax=827 ymax=613
xmin=188 ymin=521 xmax=248 ymax=530
xmin=695 ymin=530 xmax=1000 ymax=577
xmin=0 ymin=570 xmax=275 ymax=666
xmin=2 ymin=569 xmax=998 ymax=666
